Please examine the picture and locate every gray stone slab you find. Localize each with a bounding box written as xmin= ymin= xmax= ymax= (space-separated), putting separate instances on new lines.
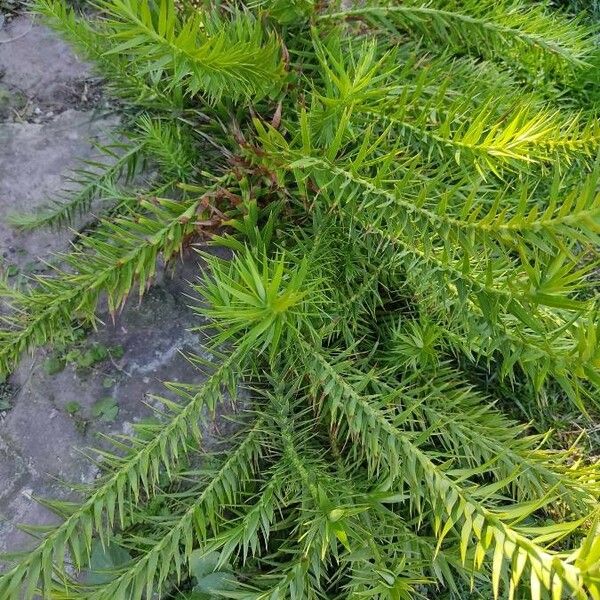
xmin=0 ymin=254 xmax=215 ymax=555
xmin=0 ymin=14 xmax=222 ymax=562
xmin=0 ymin=110 xmax=119 ymax=271
xmin=0 ymin=15 xmax=94 ymax=110
xmin=0 ymin=14 xmax=118 ymax=275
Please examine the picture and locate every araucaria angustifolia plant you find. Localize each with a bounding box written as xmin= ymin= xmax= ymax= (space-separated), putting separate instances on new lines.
xmin=1 ymin=0 xmax=600 ymax=598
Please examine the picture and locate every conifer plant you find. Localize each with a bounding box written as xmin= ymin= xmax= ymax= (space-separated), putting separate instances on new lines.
xmin=1 ymin=0 xmax=600 ymax=598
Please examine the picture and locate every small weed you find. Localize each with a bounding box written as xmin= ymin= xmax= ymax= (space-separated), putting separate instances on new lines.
xmin=6 ymin=265 xmax=19 ymax=278
xmin=64 ymin=401 xmax=81 ymax=415
xmin=43 ymin=355 xmax=66 ymax=375
xmin=109 ymin=345 xmax=125 ymax=360
xmin=102 ymin=376 xmax=116 ymax=389
xmin=91 ymin=397 xmax=119 ymax=423
xmin=0 ymin=378 xmax=13 ymax=412
xmin=64 ymin=401 xmax=88 ymax=434
xmin=71 ymin=344 xmax=109 ymax=369
xmin=43 ymin=341 xmax=126 ymax=377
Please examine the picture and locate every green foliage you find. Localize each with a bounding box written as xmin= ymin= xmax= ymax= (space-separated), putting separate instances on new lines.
xmin=98 ymin=0 xmax=284 ymax=103
xmin=1 ymin=0 xmax=600 ymax=599
xmin=318 ymin=1 xmax=596 ymax=71
xmin=556 ymin=0 xmax=600 ymax=21
xmin=85 ymin=540 xmax=132 ymax=585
